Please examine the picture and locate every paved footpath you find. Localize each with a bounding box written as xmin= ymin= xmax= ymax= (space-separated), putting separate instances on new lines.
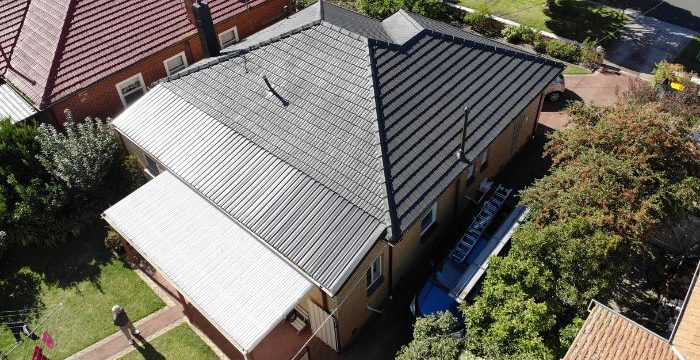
xmin=66 ymin=269 xmax=187 ymax=360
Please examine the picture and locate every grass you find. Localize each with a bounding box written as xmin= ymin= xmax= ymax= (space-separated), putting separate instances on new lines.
xmin=119 ymin=323 xmax=217 ymax=360
xmin=0 ymin=224 xmax=165 ymax=360
xmin=563 ymin=64 xmax=592 ymax=74
xmin=454 ymin=0 xmax=625 ymax=44
xmin=675 ymin=35 xmax=700 ymax=74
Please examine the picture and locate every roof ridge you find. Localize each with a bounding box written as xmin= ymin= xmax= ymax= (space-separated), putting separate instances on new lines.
xmin=156 ymin=19 xmax=324 ymax=86
xmin=34 ymin=0 xmax=78 ymax=108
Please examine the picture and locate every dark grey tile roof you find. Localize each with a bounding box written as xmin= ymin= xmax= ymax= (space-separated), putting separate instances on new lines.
xmin=115 ymin=1 xmax=561 ymax=293
xmin=371 ymin=28 xmax=562 ymax=231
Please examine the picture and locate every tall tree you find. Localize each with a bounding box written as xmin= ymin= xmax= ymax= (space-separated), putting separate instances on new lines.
xmin=396 ymin=311 xmax=465 ymax=360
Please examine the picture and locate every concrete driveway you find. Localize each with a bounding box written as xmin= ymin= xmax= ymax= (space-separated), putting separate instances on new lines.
xmin=539 ymin=71 xmax=637 ymax=131
xmin=606 ymin=12 xmax=696 ymax=76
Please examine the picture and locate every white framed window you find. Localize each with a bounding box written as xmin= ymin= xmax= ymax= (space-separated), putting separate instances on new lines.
xmin=366 ymin=255 xmax=382 ymax=290
xmin=163 ymin=52 xmax=188 ymax=76
xmin=480 ymin=147 xmax=489 ymax=169
xmin=144 ymin=154 xmax=160 ymax=176
xmin=218 ymin=27 xmax=239 ymax=48
xmin=420 ymin=202 xmax=437 ymax=235
xmin=115 ymin=74 xmax=146 ymax=107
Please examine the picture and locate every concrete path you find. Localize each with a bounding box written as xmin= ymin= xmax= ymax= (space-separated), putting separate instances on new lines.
xmin=539 ymin=71 xmax=636 ymax=131
xmin=606 ymin=11 xmax=696 ymax=77
xmin=66 ymin=268 xmax=187 ymax=360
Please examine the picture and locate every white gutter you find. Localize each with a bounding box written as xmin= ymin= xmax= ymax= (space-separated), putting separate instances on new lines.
xmin=452 ymin=206 xmax=530 ymax=302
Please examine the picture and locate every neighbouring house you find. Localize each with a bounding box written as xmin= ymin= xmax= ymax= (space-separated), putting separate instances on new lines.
xmin=0 ymin=0 xmax=291 ymax=125
xmin=565 ymin=262 xmax=700 ymax=360
xmin=103 ymin=2 xmax=562 ymax=359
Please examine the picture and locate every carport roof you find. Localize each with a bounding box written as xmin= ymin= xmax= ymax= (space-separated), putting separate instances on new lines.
xmin=103 ymin=171 xmax=313 ymax=354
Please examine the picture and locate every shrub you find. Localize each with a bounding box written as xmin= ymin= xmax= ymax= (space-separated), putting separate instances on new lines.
xmin=123 ymin=155 xmax=146 ymax=192
xmin=501 ymin=25 xmax=538 ymax=44
xmin=533 ymin=35 xmax=548 ymax=54
xmin=464 ymin=9 xmax=501 ymax=38
xmin=37 ymin=118 xmax=120 ymax=196
xmin=545 ymin=39 xmax=581 ymax=63
xmin=579 ymin=38 xmax=600 ymax=69
xmin=652 ymin=61 xmax=686 ymax=86
xmin=104 ymin=228 xmax=123 ymax=251
xmin=360 ymin=0 xmax=401 ymax=19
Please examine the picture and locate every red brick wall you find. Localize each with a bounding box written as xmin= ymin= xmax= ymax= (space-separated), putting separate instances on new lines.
xmin=49 ymin=0 xmax=291 ymax=125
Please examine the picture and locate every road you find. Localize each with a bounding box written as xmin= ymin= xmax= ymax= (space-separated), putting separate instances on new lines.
xmin=608 ymin=0 xmax=700 ymax=33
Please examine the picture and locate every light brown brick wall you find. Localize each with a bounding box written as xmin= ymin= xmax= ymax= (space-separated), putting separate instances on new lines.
xmin=327 ymin=239 xmax=390 ymax=349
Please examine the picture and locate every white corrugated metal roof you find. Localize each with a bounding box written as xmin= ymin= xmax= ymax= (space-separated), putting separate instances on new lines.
xmin=0 ymin=81 xmax=36 ymax=123
xmin=103 ymin=171 xmax=312 ymax=353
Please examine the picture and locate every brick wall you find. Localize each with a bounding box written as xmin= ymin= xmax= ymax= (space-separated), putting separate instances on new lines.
xmin=49 ymin=0 xmax=291 ymax=125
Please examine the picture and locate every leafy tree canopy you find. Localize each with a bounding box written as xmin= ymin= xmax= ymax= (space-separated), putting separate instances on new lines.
xmin=396 ymin=312 xmax=465 ymax=360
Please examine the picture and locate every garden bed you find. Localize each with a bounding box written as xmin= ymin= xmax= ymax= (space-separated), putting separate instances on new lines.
xmin=0 ymin=223 xmax=165 ymax=360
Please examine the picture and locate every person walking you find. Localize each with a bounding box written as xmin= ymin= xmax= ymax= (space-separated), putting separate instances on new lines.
xmin=112 ymin=305 xmax=140 ymax=345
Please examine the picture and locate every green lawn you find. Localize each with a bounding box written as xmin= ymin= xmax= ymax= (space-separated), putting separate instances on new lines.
xmin=0 ymin=224 xmax=165 ymax=360
xmin=563 ymin=64 xmax=592 ymax=74
xmin=119 ymin=323 xmax=217 ymax=360
xmin=455 ymin=0 xmax=625 ymax=44
xmin=676 ymin=35 xmax=700 ymax=74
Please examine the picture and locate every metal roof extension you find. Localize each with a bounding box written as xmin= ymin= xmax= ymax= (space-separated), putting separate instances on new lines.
xmin=0 ymin=80 xmax=36 ymax=122
xmin=103 ymin=171 xmax=313 ymax=354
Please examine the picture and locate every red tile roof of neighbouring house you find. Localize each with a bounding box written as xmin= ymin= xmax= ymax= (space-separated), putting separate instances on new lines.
xmin=1 ymin=0 xmax=268 ymax=109
xmin=0 ymin=0 xmax=30 ymax=74
xmin=565 ymin=302 xmax=678 ymax=360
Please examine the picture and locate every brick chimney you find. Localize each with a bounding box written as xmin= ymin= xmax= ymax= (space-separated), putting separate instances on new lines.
xmin=193 ymin=1 xmax=220 ymax=58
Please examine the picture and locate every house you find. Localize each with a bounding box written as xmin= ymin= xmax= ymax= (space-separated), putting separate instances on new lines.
xmin=565 ymin=262 xmax=700 ymax=360
xmin=0 ymin=0 xmax=291 ymax=125
xmin=102 ymin=2 xmax=562 ymax=359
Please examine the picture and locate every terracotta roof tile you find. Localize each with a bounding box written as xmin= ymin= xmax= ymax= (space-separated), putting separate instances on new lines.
xmin=1 ymin=0 xmax=270 ymax=108
xmin=565 ymin=303 xmax=678 ymax=360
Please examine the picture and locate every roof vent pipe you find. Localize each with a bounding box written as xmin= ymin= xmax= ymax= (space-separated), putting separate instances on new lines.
xmin=455 ymin=107 xmax=470 ymax=161
xmin=193 ymin=1 xmax=220 ymax=58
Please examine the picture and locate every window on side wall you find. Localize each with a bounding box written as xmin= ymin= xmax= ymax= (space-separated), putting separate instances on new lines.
xmin=420 ymin=202 xmax=437 ymax=238
xmin=480 ymin=147 xmax=489 ymax=171
xmin=144 ymin=154 xmax=160 ymax=176
xmin=366 ymin=255 xmax=383 ymax=294
xmin=218 ymin=27 xmax=239 ymax=48
xmin=116 ymin=74 xmax=146 ymax=107
xmin=164 ymin=52 xmax=188 ymax=76
xmin=466 ymin=163 xmax=476 ymax=186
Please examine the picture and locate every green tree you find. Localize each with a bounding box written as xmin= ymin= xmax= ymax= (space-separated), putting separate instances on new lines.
xmin=460 ymin=96 xmax=700 ymax=359
xmin=359 ymin=0 xmax=448 ymax=20
xmin=462 ymin=256 xmax=556 ymax=360
xmin=0 ymin=119 xmax=71 ymax=247
xmin=37 ymin=118 xmax=119 ymax=196
xmin=396 ymin=312 xmax=464 ymax=360
xmin=359 ymin=0 xmax=401 ymax=19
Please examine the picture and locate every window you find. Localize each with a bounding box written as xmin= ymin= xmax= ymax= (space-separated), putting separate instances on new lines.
xmin=480 ymin=147 xmax=489 ymax=170
xmin=144 ymin=154 xmax=160 ymax=176
xmin=466 ymin=163 xmax=476 ymax=186
xmin=115 ymin=74 xmax=146 ymax=107
xmin=218 ymin=27 xmax=239 ymax=48
xmin=164 ymin=52 xmax=188 ymax=76
xmin=512 ymin=113 xmax=528 ymax=153
xmin=420 ymin=203 xmax=437 ymax=236
xmin=366 ymin=255 xmax=382 ymax=293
